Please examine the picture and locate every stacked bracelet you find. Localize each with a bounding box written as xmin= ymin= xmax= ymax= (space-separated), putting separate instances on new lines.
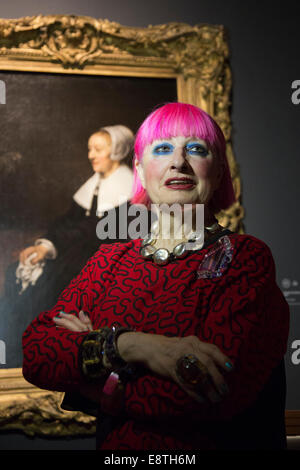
xmin=104 ymin=327 xmax=132 ymax=369
xmin=79 ymin=328 xmax=110 ymax=381
xmin=79 ymin=326 xmax=145 ymax=415
xmin=79 ymin=324 xmax=145 ymax=418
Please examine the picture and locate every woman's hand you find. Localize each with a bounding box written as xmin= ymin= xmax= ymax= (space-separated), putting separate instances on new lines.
xmin=19 ymin=245 xmax=48 ymax=265
xmin=117 ymin=332 xmax=233 ymax=405
xmin=51 ymin=314 xmax=233 ymax=405
xmin=53 ymin=311 xmax=93 ymax=332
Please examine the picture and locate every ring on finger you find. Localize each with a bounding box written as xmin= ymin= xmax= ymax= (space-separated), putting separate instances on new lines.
xmin=176 ymin=354 xmax=209 ymax=386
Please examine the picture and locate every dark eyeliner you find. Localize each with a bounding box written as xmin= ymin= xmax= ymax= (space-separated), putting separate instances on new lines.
xmin=152 ymin=142 xmax=174 ymax=155
xmin=186 ymin=142 xmax=208 ymax=156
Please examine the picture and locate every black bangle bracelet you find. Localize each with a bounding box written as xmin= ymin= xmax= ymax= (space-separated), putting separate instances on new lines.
xmin=79 ymin=328 xmax=111 ymax=381
xmin=104 ymin=327 xmax=133 ymax=370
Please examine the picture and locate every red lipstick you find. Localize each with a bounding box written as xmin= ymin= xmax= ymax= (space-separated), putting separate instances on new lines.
xmin=164 ymin=177 xmax=196 ymax=190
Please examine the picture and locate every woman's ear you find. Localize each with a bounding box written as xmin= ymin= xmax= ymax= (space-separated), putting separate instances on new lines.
xmin=135 ymin=158 xmax=146 ymax=189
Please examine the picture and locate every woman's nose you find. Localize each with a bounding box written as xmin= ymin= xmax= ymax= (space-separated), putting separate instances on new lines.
xmin=170 ymin=146 xmax=187 ymax=169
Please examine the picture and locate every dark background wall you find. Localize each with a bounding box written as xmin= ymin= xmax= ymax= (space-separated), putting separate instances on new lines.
xmin=0 ymin=0 xmax=299 ymax=450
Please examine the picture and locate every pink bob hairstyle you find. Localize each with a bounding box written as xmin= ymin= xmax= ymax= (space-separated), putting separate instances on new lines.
xmin=131 ymin=102 xmax=236 ymax=213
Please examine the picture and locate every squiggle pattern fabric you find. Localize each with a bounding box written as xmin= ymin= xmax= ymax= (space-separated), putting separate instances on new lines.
xmin=22 ymin=233 xmax=290 ymax=449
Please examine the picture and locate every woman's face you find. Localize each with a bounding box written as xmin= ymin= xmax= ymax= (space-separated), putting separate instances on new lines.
xmin=136 ymin=136 xmax=222 ymax=206
xmin=88 ymin=133 xmax=114 ymax=176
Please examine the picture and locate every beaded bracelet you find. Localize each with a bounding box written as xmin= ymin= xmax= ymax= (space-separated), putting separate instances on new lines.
xmin=79 ymin=327 xmax=111 ymax=381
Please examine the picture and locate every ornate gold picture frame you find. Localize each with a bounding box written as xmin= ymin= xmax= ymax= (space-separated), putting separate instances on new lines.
xmin=0 ymin=14 xmax=243 ymax=436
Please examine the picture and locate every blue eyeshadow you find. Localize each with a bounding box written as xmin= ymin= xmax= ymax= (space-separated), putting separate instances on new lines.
xmin=185 ymin=142 xmax=208 ymax=156
xmin=152 ymin=142 xmax=174 ymax=155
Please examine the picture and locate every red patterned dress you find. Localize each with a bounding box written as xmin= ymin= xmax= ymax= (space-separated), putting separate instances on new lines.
xmin=22 ymin=231 xmax=290 ymax=450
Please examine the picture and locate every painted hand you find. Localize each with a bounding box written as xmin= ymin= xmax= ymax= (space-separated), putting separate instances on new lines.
xmin=53 ymin=310 xmax=93 ymax=332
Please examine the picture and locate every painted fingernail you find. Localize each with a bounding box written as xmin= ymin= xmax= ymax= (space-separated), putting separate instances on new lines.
xmin=225 ymin=361 xmax=233 ymax=370
xmin=53 ymin=316 xmax=61 ymax=320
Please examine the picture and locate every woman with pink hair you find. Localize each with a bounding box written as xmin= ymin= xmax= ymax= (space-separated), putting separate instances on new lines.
xmin=22 ymin=103 xmax=289 ymax=450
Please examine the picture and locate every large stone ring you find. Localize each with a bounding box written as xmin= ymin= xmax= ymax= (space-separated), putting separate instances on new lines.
xmin=176 ymin=354 xmax=209 ymax=386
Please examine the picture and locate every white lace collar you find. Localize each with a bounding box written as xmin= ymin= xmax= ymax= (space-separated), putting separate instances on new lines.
xmin=73 ymin=165 xmax=133 ymax=217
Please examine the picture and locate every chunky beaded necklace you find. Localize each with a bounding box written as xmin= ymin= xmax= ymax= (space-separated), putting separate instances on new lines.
xmin=139 ymin=220 xmax=223 ymax=265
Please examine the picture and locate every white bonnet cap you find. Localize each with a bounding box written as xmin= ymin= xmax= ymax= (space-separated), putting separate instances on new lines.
xmin=100 ymin=125 xmax=134 ymax=161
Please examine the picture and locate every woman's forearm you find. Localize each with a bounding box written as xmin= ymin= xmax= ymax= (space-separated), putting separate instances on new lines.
xmin=117 ymin=331 xmax=153 ymax=365
xmin=117 ymin=331 xmax=182 ymax=372
xmin=117 ymin=331 xmax=233 ymax=404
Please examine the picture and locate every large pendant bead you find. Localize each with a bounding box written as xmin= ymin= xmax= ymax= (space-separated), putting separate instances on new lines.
xmin=141 ymin=233 xmax=156 ymax=247
xmin=204 ymin=222 xmax=220 ymax=233
xmin=173 ymin=243 xmax=187 ymax=259
xmin=139 ymin=245 xmax=156 ymax=258
xmin=188 ymin=231 xmax=203 ymax=242
xmin=153 ymin=248 xmax=170 ymax=265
